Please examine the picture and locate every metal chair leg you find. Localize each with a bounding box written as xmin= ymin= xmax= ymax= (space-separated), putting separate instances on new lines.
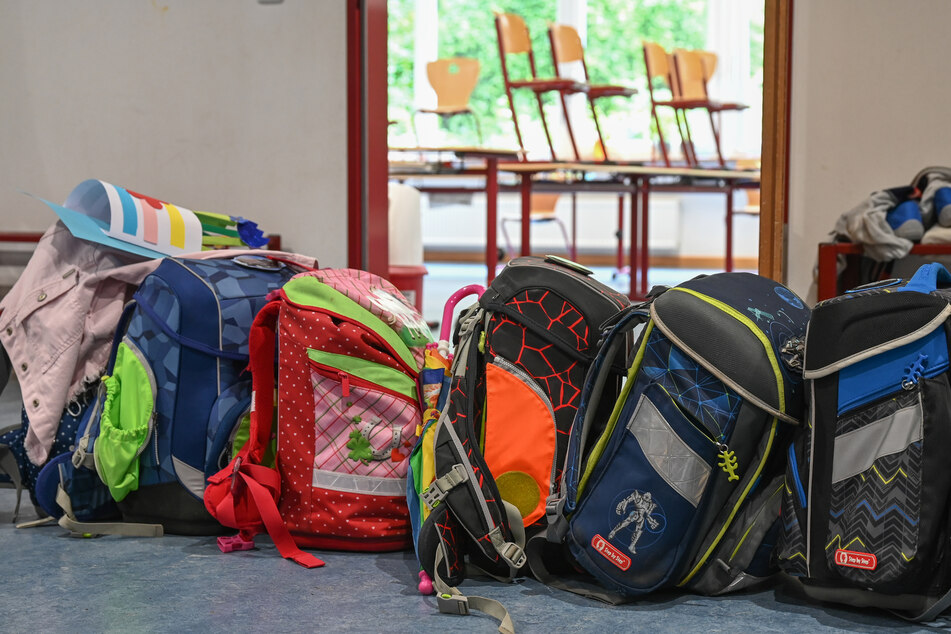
xmin=533 ymin=92 xmax=559 ymax=161
xmin=500 ymin=216 xmax=517 ymax=260
xmin=651 ymin=104 xmax=671 ymax=167
xmin=588 ymin=98 xmax=609 ymax=161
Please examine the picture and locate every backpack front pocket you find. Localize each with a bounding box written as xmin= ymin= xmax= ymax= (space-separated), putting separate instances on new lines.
xmin=483 ymin=356 xmax=557 ymax=527
xmin=569 ymin=381 xmax=718 ymax=594
xmin=307 ymin=350 xmax=418 ymax=486
xmin=824 ymin=378 xmax=943 ymax=589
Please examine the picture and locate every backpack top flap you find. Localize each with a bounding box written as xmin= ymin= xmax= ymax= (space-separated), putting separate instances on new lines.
xmin=137 ymin=256 xmax=297 ymax=359
xmin=280 ymin=269 xmax=431 ymax=372
xmin=480 ymin=256 xmax=630 ymax=358
xmin=804 ymin=272 xmax=951 ymax=381
xmin=650 ymin=272 xmax=811 ymax=425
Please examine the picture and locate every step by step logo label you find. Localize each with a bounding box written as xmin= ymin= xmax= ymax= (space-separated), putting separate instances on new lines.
xmin=592 ymin=534 xmax=631 ymax=571
xmin=834 ymin=549 xmax=877 ymax=571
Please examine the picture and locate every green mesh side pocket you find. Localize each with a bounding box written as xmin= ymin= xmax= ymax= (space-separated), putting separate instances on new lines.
xmin=94 ymin=341 xmax=156 ymax=502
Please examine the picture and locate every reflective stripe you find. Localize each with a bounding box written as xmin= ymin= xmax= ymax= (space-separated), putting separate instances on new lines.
xmin=832 ymin=401 xmax=922 ymax=483
xmin=629 ymin=392 xmax=712 ymax=508
xmin=312 ymin=469 xmax=405 ymax=496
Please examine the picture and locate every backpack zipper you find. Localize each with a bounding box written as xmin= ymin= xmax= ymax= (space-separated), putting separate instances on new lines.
xmin=308 ymin=358 xmax=417 ymax=405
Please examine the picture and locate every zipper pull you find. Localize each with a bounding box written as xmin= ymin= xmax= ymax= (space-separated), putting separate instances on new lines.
xmin=902 ymin=353 xmax=928 ymax=390
xmin=717 ymin=443 xmax=739 ymax=482
xmin=339 ymin=371 xmax=350 ymax=397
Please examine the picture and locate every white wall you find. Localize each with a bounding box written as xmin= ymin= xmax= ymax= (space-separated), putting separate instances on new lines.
xmin=0 ymin=1 xmax=347 ymax=266
xmin=787 ymin=0 xmax=951 ymax=303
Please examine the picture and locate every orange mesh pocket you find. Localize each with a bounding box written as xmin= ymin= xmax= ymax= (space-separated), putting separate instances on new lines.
xmin=483 ymin=360 xmax=557 ymax=526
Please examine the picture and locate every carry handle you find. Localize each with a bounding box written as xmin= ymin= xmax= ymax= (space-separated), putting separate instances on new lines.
xmin=439 ymin=284 xmax=485 ymax=355
xmin=900 ymin=262 xmax=951 ymax=294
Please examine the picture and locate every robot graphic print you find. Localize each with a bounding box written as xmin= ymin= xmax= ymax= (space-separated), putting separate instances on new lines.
xmin=608 ymin=489 xmax=666 ymax=555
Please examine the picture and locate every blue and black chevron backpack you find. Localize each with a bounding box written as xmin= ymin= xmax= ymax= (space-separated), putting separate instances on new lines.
xmin=63 ymin=254 xmax=301 ymax=536
xmin=777 ymin=262 xmax=951 ymax=622
xmin=540 ymin=272 xmax=810 ymax=599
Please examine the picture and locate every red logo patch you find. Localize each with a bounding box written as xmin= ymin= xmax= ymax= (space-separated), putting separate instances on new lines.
xmin=834 ymin=549 xmax=877 ymax=571
xmin=592 ymin=534 xmax=631 ymax=571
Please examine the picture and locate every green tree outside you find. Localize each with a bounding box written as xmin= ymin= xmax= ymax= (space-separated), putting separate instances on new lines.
xmin=389 ymin=1 xmax=760 ymax=154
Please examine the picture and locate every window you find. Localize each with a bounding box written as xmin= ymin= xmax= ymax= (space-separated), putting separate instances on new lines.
xmin=389 ymin=0 xmax=763 ymax=161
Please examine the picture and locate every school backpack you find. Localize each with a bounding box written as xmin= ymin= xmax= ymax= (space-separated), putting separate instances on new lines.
xmin=204 ymin=268 xmax=432 ymax=568
xmin=414 ymin=256 xmax=631 ymax=623
xmin=544 ymin=272 xmax=810 ymax=600
xmin=777 ymin=262 xmax=951 ymax=621
xmin=66 ymin=254 xmax=301 ymax=536
xmin=0 ymin=384 xmax=119 ymax=526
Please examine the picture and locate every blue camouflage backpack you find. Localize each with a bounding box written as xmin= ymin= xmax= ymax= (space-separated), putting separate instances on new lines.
xmin=62 ymin=254 xmax=301 ymax=536
xmin=540 ymin=272 xmax=811 ymax=599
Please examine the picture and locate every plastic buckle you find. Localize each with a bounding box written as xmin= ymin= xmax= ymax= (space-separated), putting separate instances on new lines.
xmin=437 ymin=593 xmax=470 ymax=616
xmin=500 ymin=542 xmax=527 ymax=569
xmin=420 ymin=483 xmax=444 ymax=509
xmin=421 ymin=464 xmax=468 ymax=509
xmin=217 ymin=534 xmax=255 ymax=553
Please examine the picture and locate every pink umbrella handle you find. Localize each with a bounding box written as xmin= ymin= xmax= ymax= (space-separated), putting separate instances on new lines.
xmin=440 ymin=284 xmax=485 ymax=347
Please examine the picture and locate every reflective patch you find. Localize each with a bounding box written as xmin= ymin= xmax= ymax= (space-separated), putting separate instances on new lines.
xmin=312 ymin=469 xmax=406 ymax=496
xmin=628 ymin=394 xmax=711 ymax=507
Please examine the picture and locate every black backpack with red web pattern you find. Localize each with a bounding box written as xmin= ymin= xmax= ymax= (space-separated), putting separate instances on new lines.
xmin=417 ymin=256 xmax=630 ymax=625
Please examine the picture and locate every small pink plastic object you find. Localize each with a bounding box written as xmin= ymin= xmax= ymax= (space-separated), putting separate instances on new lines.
xmin=217 ymin=534 xmax=255 ymax=553
xmin=418 ymin=570 xmax=434 ymax=595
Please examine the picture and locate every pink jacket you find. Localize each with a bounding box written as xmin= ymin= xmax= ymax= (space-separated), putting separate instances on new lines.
xmin=0 ymin=221 xmax=317 ymax=465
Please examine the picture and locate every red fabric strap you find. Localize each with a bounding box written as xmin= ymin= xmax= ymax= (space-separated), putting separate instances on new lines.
xmin=205 ymin=298 xmax=323 ymax=568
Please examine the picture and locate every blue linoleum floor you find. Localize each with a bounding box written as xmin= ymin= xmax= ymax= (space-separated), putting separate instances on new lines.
xmin=0 ymin=263 xmax=939 ymax=632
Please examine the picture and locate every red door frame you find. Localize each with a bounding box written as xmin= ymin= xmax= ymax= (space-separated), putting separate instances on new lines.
xmin=347 ymin=0 xmax=389 ymax=275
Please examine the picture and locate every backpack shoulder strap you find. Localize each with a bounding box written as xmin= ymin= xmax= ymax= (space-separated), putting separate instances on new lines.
xmin=204 ymin=298 xmax=323 ymax=569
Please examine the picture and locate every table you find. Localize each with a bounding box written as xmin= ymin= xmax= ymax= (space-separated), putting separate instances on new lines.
xmin=390 ymin=150 xmax=760 ymax=296
xmin=499 ymin=162 xmax=760 ymax=298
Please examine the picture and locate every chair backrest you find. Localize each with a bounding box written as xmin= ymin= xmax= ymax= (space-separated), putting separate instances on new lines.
xmin=530 ymin=193 xmax=560 ymax=219
xmin=426 ymin=58 xmax=480 ymax=110
xmin=672 ymin=48 xmax=708 ymax=100
xmin=698 ymin=50 xmax=718 ymax=84
xmin=495 ymin=12 xmax=541 ymax=83
xmin=642 ymin=41 xmax=674 ymax=97
xmin=549 ymin=23 xmax=585 ymax=66
xmin=497 ymin=12 xmax=533 ymax=55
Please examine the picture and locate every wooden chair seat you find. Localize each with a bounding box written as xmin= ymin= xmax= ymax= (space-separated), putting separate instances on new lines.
xmin=586 ymin=84 xmax=638 ymax=99
xmin=507 ymin=77 xmax=588 ymax=94
xmin=418 ymin=105 xmax=474 ymax=116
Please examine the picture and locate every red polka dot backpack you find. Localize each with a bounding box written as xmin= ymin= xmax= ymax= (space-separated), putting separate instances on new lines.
xmin=205 ymin=269 xmax=431 ymax=567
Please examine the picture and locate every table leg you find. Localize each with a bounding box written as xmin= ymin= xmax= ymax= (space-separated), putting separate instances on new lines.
xmin=640 ymin=182 xmax=650 ymax=298
xmin=725 ymin=185 xmax=734 ymax=272
xmin=571 ymin=193 xmax=578 ymax=261
xmin=486 ymin=157 xmax=499 ymax=285
xmin=817 ymin=242 xmax=839 ymax=301
xmin=629 ymin=181 xmax=639 ymax=299
xmin=520 ymin=174 xmax=532 ymax=256
xmin=616 ymin=194 xmax=625 ymax=274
